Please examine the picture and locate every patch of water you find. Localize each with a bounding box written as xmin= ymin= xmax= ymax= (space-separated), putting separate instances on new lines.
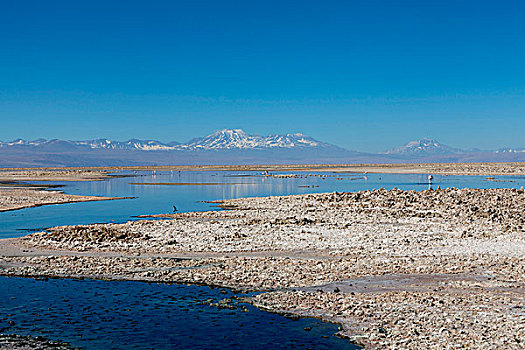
xmin=0 ymin=276 xmax=359 ymax=349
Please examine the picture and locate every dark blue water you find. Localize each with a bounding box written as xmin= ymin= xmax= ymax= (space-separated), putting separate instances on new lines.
xmin=1 ymin=170 xmax=523 ymax=238
xmin=0 ymin=276 xmax=357 ymax=349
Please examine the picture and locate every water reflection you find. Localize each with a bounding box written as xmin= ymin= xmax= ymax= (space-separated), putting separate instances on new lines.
xmin=1 ymin=171 xmax=524 ymax=239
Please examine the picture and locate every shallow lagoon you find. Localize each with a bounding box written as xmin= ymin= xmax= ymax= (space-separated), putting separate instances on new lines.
xmin=1 ymin=170 xmax=523 ymax=238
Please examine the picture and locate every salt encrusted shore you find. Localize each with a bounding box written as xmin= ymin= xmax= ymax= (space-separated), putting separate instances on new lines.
xmin=1 ymin=188 xmax=524 ymax=349
xmin=0 ymin=169 xmax=112 ymax=182
xmin=0 ymin=188 xmax=131 ymax=212
xmin=0 ymin=168 xmax=133 ymax=211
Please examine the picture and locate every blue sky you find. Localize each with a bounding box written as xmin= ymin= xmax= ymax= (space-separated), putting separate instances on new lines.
xmin=0 ymin=0 xmax=524 ymax=152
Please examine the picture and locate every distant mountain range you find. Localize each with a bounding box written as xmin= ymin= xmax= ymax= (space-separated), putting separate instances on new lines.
xmin=384 ymin=138 xmax=525 ymax=158
xmin=0 ymin=129 xmax=343 ymax=152
xmin=0 ymin=129 xmax=524 ymax=167
xmin=385 ymin=138 xmax=465 ymax=155
xmin=0 ymin=138 xmax=179 ymax=151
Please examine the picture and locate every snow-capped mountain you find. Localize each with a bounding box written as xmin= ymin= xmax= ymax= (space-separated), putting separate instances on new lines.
xmin=0 ymin=129 xmax=338 ymax=152
xmin=0 ymin=138 xmax=48 ymax=147
xmin=385 ymin=138 xmax=464 ymax=155
xmin=0 ymin=138 xmax=178 ymax=151
xmin=75 ymin=139 xmax=177 ymax=151
xmin=0 ymin=129 xmax=358 ymax=166
xmin=2 ymin=131 xmax=525 ymax=167
xmin=496 ymin=148 xmax=525 ymax=153
xmin=179 ymin=129 xmax=333 ymax=150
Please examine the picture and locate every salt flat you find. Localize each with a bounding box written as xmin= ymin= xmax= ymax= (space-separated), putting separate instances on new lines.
xmin=0 ymin=188 xmax=127 ymax=212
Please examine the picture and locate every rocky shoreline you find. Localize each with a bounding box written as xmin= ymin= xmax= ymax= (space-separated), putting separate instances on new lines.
xmin=0 ymin=168 xmax=133 ymax=212
xmin=1 ymin=187 xmax=524 ymax=348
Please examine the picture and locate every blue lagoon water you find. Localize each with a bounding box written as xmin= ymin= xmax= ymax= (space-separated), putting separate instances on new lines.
xmin=1 ymin=170 xmax=524 ymax=348
xmin=0 ymin=276 xmax=356 ymax=349
xmin=1 ymin=170 xmax=523 ymax=238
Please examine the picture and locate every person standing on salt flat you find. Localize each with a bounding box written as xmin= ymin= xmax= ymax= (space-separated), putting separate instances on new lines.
xmin=428 ymin=174 xmax=434 ymax=190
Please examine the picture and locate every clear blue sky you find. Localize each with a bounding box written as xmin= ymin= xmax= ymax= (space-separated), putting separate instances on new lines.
xmin=1 ymin=0 xmax=524 ymax=152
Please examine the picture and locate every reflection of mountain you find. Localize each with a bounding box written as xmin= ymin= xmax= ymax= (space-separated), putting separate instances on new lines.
xmin=1 ymin=131 xmax=524 ymax=167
